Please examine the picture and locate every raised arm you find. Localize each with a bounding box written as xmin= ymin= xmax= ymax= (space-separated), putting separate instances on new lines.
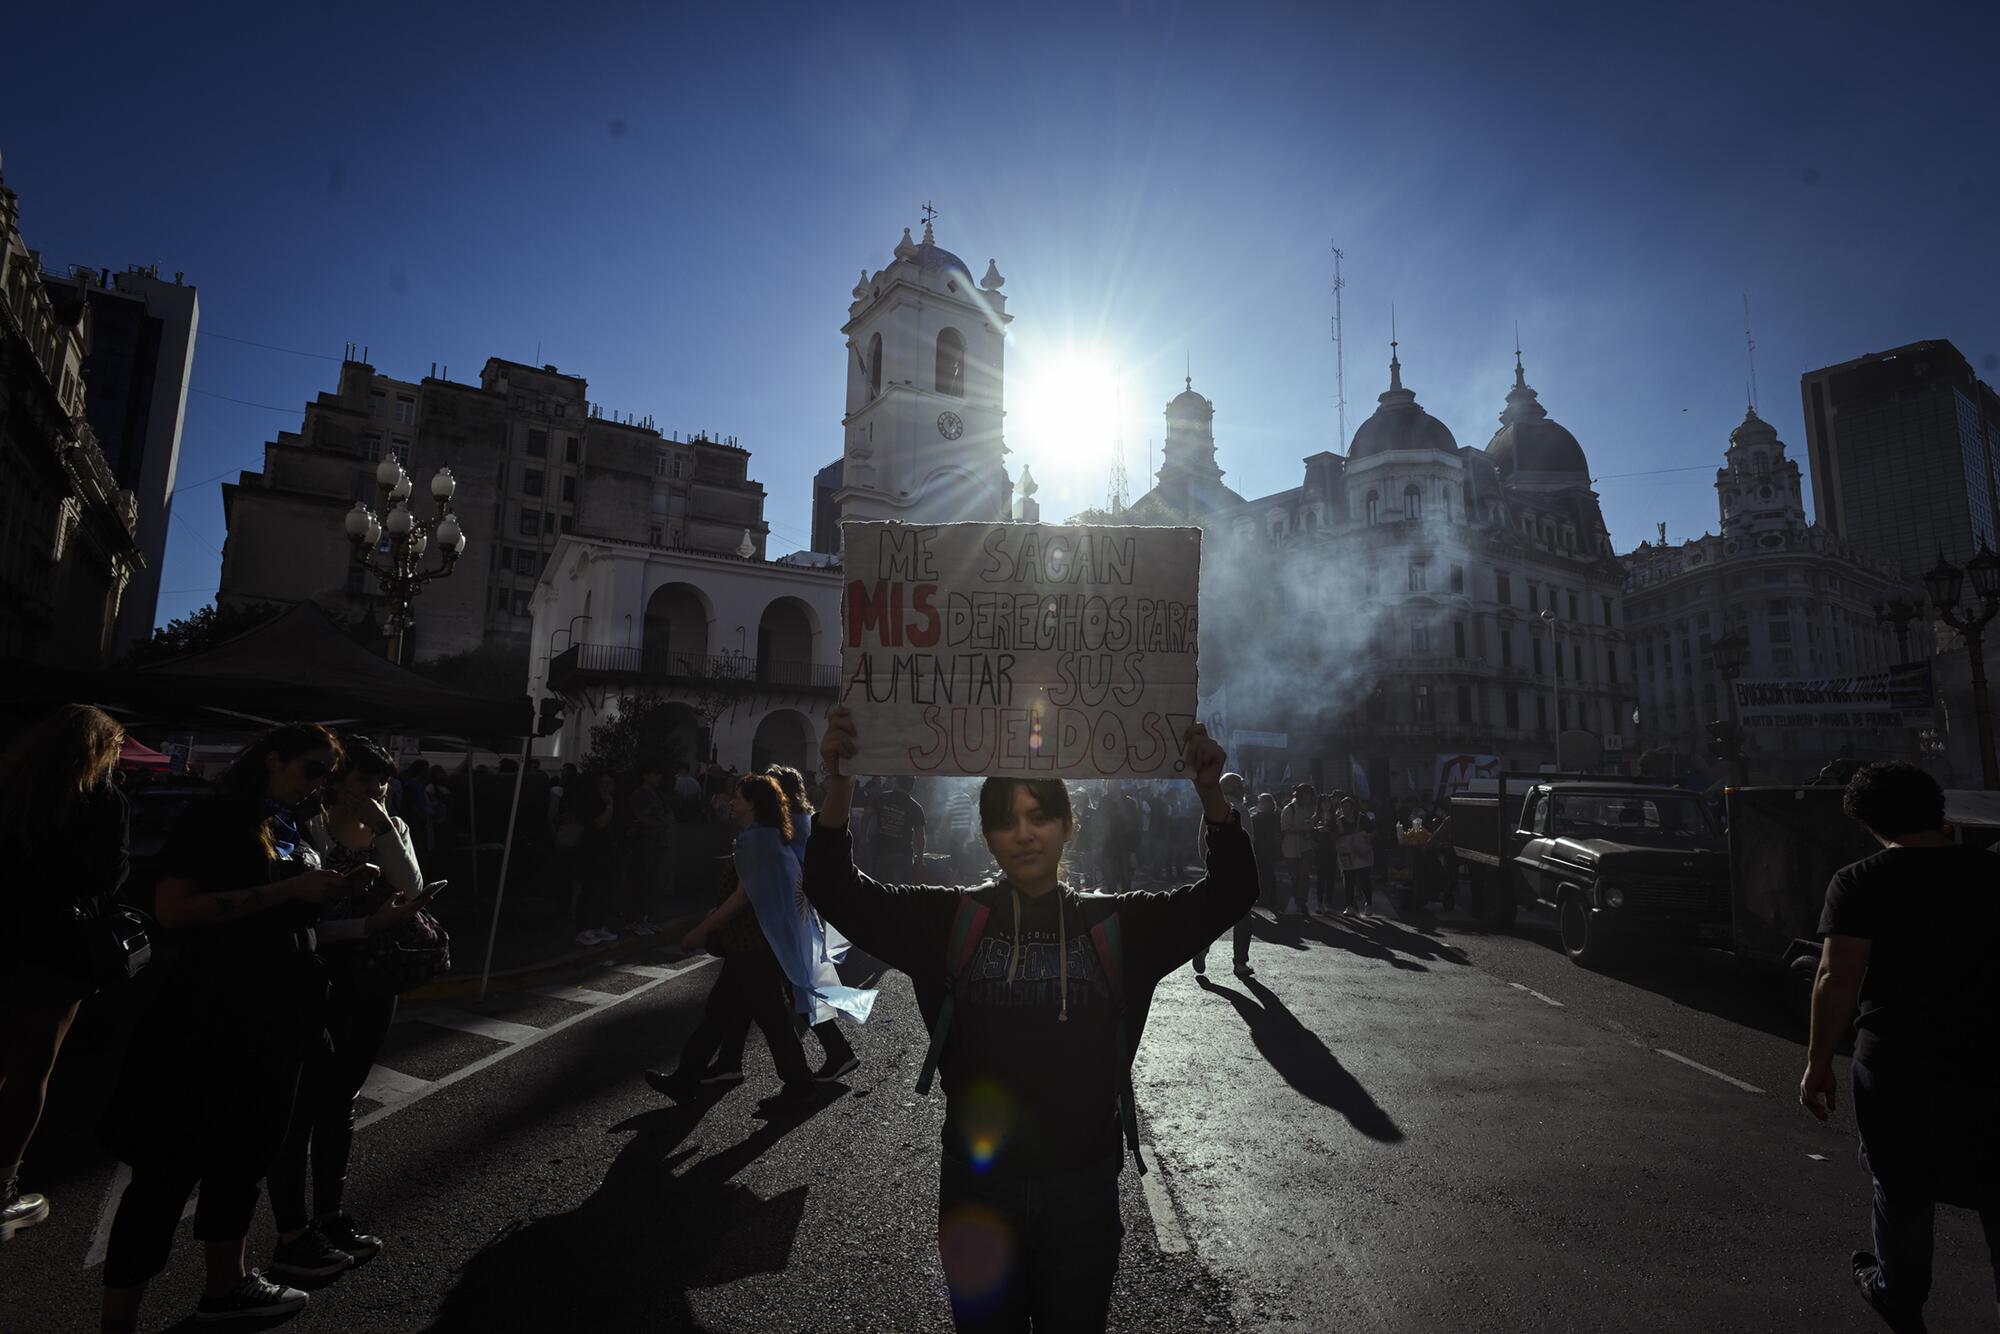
xmin=1118 ymin=724 xmax=1259 ymax=980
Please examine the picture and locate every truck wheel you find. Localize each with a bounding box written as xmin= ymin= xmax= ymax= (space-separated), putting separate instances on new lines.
xmin=1559 ymin=892 xmax=1607 ymax=967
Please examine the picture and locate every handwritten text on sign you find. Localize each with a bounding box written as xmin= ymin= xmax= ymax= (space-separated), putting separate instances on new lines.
xmin=840 ymin=521 xmax=1202 ymax=777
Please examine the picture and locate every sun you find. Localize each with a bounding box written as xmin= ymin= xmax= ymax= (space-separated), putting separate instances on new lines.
xmin=1013 ymin=344 xmax=1127 ymax=507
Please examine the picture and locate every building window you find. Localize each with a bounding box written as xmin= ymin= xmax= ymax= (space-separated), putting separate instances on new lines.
xmin=1603 ymin=596 xmax=1615 ymax=626
xmin=369 ymin=391 xmax=385 ymax=418
xmin=1454 ymin=622 xmax=1467 ymax=658
xmin=673 ymin=455 xmax=685 ymax=479
xmin=1496 ymin=572 xmax=1511 ymax=605
xmin=1537 ymin=695 xmax=1548 ymax=730
xmin=1365 ymin=491 xmax=1380 ymax=525
xmin=565 ymin=436 xmax=579 ymax=462
xmin=1533 ymin=638 xmax=1544 ymax=673
xmin=935 ymin=328 xmax=966 ymax=397
xmin=1456 ymin=684 xmax=1473 ymax=721
xmin=499 ymin=544 xmax=513 ymax=569
xmin=493 ymin=589 xmax=509 ymax=613
xmin=1410 ymin=618 xmax=1430 ymax=654
xmin=1463 ymin=481 xmax=1474 ymax=516
xmin=648 ymin=525 xmax=662 ymax=547
xmin=867 ymin=332 xmax=883 ymax=398
xmin=1413 ymin=684 xmax=1433 ymax=723
xmin=1607 ymin=650 xmax=1618 ymax=683
xmin=1450 ymin=565 xmax=1465 ymax=594
xmin=561 ymin=475 xmax=576 ymax=502
xmin=554 ymin=402 xmax=566 ymax=418
xmin=1408 ymin=563 xmax=1426 ymax=593
xmin=344 ymin=566 xmax=364 ymax=596
xmin=512 ymin=591 xmax=532 ymax=617
xmin=361 ymin=434 xmax=382 ymax=462
xmin=515 ymin=550 xmax=537 ymax=575
xmin=1363 ymin=565 xmax=1379 ymax=598
xmin=527 ymin=429 xmax=548 ymax=458
xmin=390 ymin=440 xmax=410 ymax=465
xmin=655 ymin=452 xmax=668 ymax=477
xmin=1528 ymin=583 xmax=1539 ymax=613
xmin=1505 ymin=691 xmax=1521 ymax=729
xmin=543 ymin=511 xmax=555 ymax=534
xmin=518 ymin=508 xmax=539 ymax=536
xmin=1404 ymin=485 xmax=1422 ymax=520
xmin=1500 ymin=629 xmax=1514 ymax=668
xmin=394 ymin=395 xmax=415 ymax=424
xmin=559 ymin=515 xmax=572 ymax=534
xmin=523 ymin=469 xmax=545 ymax=497
xmin=1574 ymin=645 xmax=1583 ymax=679
xmin=1568 ymin=591 xmax=1579 ymax=620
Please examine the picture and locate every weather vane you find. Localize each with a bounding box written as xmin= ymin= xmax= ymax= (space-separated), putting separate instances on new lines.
xmin=921 ymin=200 xmax=939 ymax=230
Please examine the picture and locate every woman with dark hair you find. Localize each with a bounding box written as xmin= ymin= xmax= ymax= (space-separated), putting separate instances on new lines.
xmin=0 ymin=704 xmax=129 ymax=1242
xmin=96 ymin=723 xmax=364 ymax=1331
xmin=804 ymin=705 xmax=1253 ymax=1330
xmin=647 ymin=774 xmax=820 ymax=1111
xmin=263 ymin=736 xmax=438 ymax=1281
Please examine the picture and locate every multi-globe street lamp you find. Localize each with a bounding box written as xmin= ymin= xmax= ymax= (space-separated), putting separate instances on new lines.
xmin=344 ymin=458 xmax=468 ymax=665
xmin=1711 ymin=628 xmax=1749 ymax=787
xmin=1921 ymin=542 xmax=2000 ymax=790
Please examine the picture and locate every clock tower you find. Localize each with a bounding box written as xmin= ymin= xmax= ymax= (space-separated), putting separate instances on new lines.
xmin=835 ymin=213 xmax=1012 ymax=533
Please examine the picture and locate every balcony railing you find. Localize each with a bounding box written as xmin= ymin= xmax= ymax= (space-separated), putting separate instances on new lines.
xmin=549 ymin=643 xmax=840 ymax=694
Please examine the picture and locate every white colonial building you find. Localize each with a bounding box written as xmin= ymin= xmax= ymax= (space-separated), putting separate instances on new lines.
xmin=528 ymin=538 xmax=842 ymax=772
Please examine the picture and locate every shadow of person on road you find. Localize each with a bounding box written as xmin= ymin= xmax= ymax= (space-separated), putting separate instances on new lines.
xmin=419 ymin=1090 xmax=836 ymax=1333
xmin=1288 ymin=915 xmax=1428 ymax=971
xmin=1197 ymin=976 xmax=1404 ymax=1143
xmin=1351 ymin=915 xmax=1470 ymax=965
xmin=1246 ymin=911 xmax=1311 ymax=952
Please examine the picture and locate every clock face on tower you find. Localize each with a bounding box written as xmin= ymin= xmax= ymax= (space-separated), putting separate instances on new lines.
xmin=936 ymin=411 xmax=964 ymax=440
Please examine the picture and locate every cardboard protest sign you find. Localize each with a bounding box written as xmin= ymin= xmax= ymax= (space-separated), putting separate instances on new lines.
xmin=840 ymin=521 xmax=1201 ymax=778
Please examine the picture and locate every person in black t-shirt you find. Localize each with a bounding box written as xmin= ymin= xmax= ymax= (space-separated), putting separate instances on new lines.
xmin=870 ymin=775 xmax=926 ymax=882
xmin=1801 ymin=761 xmax=2000 ymax=1332
xmin=806 ymin=705 xmax=1254 ymax=1332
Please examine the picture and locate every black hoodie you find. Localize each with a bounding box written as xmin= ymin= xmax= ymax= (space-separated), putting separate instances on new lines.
xmin=801 ymin=811 xmax=1257 ymax=1177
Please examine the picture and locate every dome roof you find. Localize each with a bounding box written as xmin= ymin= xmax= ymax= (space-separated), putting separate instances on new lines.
xmin=1728 ymin=405 xmax=1780 ymax=449
xmin=911 ymin=241 xmax=971 ymax=277
xmin=1167 ymin=377 xmax=1213 ymax=419
xmin=1484 ymin=356 xmax=1589 ymax=478
xmin=1347 ymin=350 xmax=1458 ymax=459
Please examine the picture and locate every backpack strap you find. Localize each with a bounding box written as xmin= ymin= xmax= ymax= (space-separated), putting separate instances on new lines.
xmin=914 ymin=892 xmax=990 ymax=1096
xmin=1085 ymin=912 xmax=1147 ymax=1177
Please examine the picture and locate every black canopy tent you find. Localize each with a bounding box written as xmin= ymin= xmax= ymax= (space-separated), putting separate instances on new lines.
xmin=2 ymin=600 xmax=541 ymax=993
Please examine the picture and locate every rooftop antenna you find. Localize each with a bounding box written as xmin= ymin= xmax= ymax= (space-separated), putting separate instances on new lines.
xmin=1108 ymin=384 xmax=1129 ymax=513
xmin=1743 ymin=293 xmax=1758 ymax=412
xmin=1331 ymin=242 xmax=1348 ymax=451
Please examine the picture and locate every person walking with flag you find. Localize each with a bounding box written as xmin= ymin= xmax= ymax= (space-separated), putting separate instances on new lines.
xmin=804 ymin=705 xmax=1255 ymax=1331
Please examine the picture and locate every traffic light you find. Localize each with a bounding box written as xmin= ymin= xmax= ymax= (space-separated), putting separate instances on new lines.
xmin=1705 ymin=719 xmax=1741 ymax=762
xmin=537 ymin=694 xmax=566 ymax=737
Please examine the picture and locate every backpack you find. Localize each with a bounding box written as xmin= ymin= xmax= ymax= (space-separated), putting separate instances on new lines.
xmin=913 ymin=890 xmax=1147 ymax=1175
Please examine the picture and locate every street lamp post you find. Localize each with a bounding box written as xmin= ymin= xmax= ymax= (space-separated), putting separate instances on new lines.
xmin=1539 ymin=608 xmax=1561 ymax=766
xmin=1713 ymin=629 xmax=1749 ymax=787
xmin=345 ymin=459 xmax=468 ymax=665
xmin=1922 ymin=543 xmax=2000 ymax=790
xmin=1874 ymin=596 xmax=1924 ymax=664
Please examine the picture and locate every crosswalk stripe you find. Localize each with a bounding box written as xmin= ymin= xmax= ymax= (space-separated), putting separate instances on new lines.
xmin=531 ymin=983 xmax=623 ymax=1005
xmin=360 ymin=1065 xmax=432 ymax=1107
xmin=411 ymin=1008 xmax=543 ymax=1044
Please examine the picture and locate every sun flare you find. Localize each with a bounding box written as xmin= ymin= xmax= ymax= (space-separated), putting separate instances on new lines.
xmin=1013 ymin=344 xmax=1129 ymax=509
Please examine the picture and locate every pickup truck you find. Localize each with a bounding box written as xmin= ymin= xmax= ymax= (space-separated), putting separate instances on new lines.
xmin=1446 ymin=774 xmax=1731 ymax=966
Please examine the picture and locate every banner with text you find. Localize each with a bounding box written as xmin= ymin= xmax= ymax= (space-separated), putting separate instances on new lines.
xmin=1733 ymin=661 xmax=1936 ymax=731
xmin=840 ymin=521 xmax=1202 ymax=778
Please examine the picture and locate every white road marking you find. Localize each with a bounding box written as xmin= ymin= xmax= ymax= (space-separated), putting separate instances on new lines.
xmin=1506 ymin=981 xmax=1566 ymax=1008
xmin=616 ymin=963 xmax=675 ymax=979
xmin=411 ymin=1008 xmax=544 ymax=1045
xmin=1136 ymin=1146 xmax=1190 ymax=1254
xmin=531 ymin=983 xmax=624 ymax=1006
xmin=81 ymin=954 xmax=719 ymax=1268
xmin=1655 ymin=1047 xmax=1766 ymax=1094
xmin=359 ymin=1065 xmax=431 ymax=1107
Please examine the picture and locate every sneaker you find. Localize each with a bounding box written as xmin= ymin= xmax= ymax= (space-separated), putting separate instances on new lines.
xmin=1233 ymin=962 xmax=1256 ymax=978
xmin=813 ymin=1054 xmax=861 ymax=1083
xmin=195 ymin=1271 xmax=310 ymax=1323
xmin=269 ymin=1227 xmax=354 ymax=1281
xmin=589 ymin=928 xmax=618 ymax=945
xmin=315 ymin=1212 xmax=382 ymax=1261
xmin=574 ymin=929 xmax=599 ymax=946
xmin=1 ymin=1187 xmax=50 ymax=1241
xmin=644 ymin=1069 xmax=700 ymax=1101
xmin=1851 ymin=1251 xmax=1929 ymax=1334
xmin=697 ymin=1064 xmax=745 ymax=1086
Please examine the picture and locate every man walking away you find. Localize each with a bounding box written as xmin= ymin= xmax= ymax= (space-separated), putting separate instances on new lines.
xmin=1193 ymin=772 xmax=1256 ymax=979
xmin=872 ymin=775 xmax=926 ymax=883
xmin=1800 ymin=762 xmax=2000 ymax=1334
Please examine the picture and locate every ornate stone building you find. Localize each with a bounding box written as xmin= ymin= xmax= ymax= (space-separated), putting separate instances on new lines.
xmin=0 ymin=160 xmax=142 ymax=668
xmin=219 ymin=355 xmax=773 ymax=684
xmin=1118 ymin=345 xmax=1631 ymax=799
xmin=1621 ymin=405 xmax=1902 ymax=781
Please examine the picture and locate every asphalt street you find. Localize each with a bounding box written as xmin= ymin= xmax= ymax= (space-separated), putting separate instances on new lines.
xmin=7 ymin=904 xmax=1995 ymax=1332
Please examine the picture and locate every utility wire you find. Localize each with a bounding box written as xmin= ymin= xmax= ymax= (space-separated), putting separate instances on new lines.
xmin=199 ymin=329 xmax=344 ymax=362
xmin=190 ymin=387 xmax=306 ymax=415
xmin=168 ymin=508 xmax=224 ymax=558
xmin=1592 ymin=464 xmax=1716 ymax=482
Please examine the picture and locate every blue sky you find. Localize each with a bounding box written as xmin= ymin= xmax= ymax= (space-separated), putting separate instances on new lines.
xmin=6 ymin=0 xmax=1996 ymax=632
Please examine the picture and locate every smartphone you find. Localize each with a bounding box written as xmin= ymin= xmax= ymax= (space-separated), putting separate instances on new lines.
xmin=344 ymin=862 xmax=382 ymax=883
xmin=415 ymin=879 xmax=448 ymax=904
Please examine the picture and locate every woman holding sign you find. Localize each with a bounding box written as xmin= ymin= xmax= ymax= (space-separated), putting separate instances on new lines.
xmin=805 ymin=704 xmax=1256 ymax=1332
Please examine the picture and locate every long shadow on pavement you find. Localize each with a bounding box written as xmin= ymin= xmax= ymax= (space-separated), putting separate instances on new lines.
xmin=1197 ymin=976 xmax=1404 ymax=1143
xmin=419 ymin=1090 xmax=834 ymax=1333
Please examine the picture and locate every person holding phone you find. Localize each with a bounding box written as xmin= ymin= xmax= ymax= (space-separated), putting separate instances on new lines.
xmin=97 ymin=724 xmax=358 ymax=1332
xmin=263 ymin=736 xmax=431 ymax=1282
